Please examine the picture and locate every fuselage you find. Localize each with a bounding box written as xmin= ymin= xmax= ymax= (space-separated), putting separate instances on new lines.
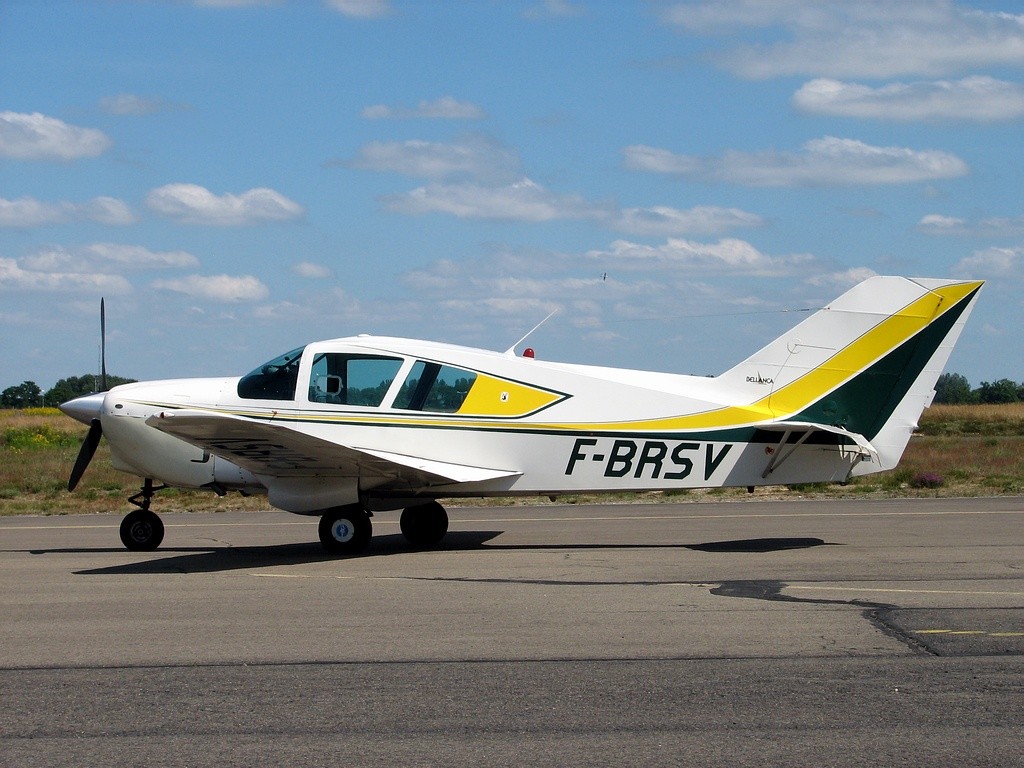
xmin=65 ymin=335 xmax=869 ymax=514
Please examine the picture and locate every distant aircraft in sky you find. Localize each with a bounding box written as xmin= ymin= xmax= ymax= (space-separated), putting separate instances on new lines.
xmin=61 ymin=276 xmax=982 ymax=555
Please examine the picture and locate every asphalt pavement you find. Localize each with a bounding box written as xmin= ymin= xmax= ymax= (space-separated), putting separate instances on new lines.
xmin=2 ymin=496 xmax=1022 ymax=766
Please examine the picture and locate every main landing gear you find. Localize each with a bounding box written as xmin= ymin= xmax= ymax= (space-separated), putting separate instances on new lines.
xmin=111 ymin=482 xmax=450 ymax=556
xmin=119 ymin=478 xmax=166 ymax=551
xmin=317 ymin=501 xmax=449 ymax=555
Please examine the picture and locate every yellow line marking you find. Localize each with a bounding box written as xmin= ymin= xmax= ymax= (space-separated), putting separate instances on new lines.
xmin=788 ymin=585 xmax=1024 ymax=597
xmin=914 ymin=630 xmax=1024 ymax=637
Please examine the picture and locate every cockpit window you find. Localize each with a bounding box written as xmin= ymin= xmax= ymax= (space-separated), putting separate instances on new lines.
xmin=308 ymin=354 xmax=403 ymax=407
xmin=394 ymin=361 xmax=477 ymax=413
xmin=237 ymin=347 xmax=306 ymax=401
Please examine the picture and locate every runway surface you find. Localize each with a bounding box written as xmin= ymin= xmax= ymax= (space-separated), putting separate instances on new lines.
xmin=2 ymin=496 xmax=1022 ymax=766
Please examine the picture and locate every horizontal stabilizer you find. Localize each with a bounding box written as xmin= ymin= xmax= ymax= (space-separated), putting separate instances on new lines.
xmin=757 ymin=420 xmax=878 ymax=480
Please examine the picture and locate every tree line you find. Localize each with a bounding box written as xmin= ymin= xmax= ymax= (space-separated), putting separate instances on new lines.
xmin=1 ymin=375 xmax=136 ymax=409
xmin=932 ymin=373 xmax=1024 ymax=405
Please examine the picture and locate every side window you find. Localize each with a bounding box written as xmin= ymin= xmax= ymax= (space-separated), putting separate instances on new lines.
xmin=394 ymin=361 xmax=477 ymax=413
xmin=308 ymin=354 xmax=403 ymax=407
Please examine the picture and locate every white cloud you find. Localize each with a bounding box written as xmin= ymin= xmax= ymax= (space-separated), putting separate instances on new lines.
xmin=659 ymin=1 xmax=1024 ymax=79
xmin=793 ymin=77 xmax=1024 ymax=122
xmin=79 ymin=197 xmax=137 ymax=226
xmin=624 ymin=137 xmax=968 ymax=187
xmin=0 ymin=111 xmax=111 ymax=160
xmin=194 ymin=0 xmax=283 ymax=6
xmin=19 ymin=243 xmax=198 ymax=273
xmin=804 ymin=267 xmax=879 ymax=290
xmin=361 ymin=96 xmax=485 ymax=120
xmin=622 ymin=145 xmax=702 ymax=175
xmin=99 ymin=93 xmax=190 ymax=116
xmin=292 ymin=261 xmax=333 ymax=278
xmin=384 ymin=178 xmax=608 ymax=221
xmin=326 ymin=0 xmax=390 ymax=19
xmin=0 ymin=197 xmax=66 ymax=227
xmin=523 ymin=0 xmax=585 ymax=20
xmin=585 ymin=237 xmax=813 ymax=275
xmin=346 ymin=135 xmax=520 ymax=182
xmin=151 ymin=274 xmax=270 ymax=302
xmin=0 ymin=195 xmax=135 ymax=227
xmin=611 ymin=205 xmax=765 ymax=236
xmin=145 ymin=184 xmax=304 ymax=225
xmin=919 ymin=212 xmax=1024 ymax=237
xmin=0 ymin=257 xmax=132 ymax=293
xmin=918 ymin=214 xmax=968 ymax=234
xmin=953 ymin=246 xmax=1023 ymax=278
xmin=86 ymin=243 xmax=200 ymax=269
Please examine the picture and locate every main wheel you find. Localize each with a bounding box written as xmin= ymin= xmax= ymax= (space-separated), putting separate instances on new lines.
xmin=119 ymin=509 xmax=165 ymax=551
xmin=400 ymin=501 xmax=448 ymax=549
xmin=318 ymin=505 xmax=372 ymax=555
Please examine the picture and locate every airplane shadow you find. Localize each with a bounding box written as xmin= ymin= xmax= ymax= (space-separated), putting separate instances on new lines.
xmin=50 ymin=534 xmax=833 ymax=576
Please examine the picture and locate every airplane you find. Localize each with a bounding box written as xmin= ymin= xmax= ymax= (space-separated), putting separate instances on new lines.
xmin=60 ymin=275 xmax=983 ymax=555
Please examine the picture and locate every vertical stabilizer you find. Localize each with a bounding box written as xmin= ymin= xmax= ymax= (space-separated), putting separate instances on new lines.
xmin=717 ymin=276 xmax=984 ymax=470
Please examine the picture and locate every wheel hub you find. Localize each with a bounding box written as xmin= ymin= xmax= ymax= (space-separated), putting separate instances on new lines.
xmin=331 ymin=519 xmax=355 ymax=543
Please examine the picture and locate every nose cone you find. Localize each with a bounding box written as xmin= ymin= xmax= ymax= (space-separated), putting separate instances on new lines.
xmin=59 ymin=392 xmax=106 ymax=425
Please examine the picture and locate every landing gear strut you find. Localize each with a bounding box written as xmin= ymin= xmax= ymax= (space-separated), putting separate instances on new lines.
xmin=120 ymin=479 xmax=166 ymax=551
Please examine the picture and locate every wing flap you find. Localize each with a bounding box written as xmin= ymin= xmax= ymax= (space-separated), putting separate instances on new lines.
xmin=145 ymin=409 xmax=519 ymax=486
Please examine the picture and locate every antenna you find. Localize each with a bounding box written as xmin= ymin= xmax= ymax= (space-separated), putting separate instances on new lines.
xmin=504 ymin=308 xmax=558 ymax=355
xmin=99 ymin=298 xmax=107 ymax=392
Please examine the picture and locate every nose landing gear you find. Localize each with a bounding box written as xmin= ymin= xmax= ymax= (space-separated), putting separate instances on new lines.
xmin=119 ymin=479 xmax=166 ymax=551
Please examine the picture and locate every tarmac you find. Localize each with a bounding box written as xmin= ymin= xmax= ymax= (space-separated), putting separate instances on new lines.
xmin=2 ymin=496 xmax=1022 ymax=766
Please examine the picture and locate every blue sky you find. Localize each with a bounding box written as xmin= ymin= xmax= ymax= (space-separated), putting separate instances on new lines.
xmin=3 ymin=0 xmax=1023 ymax=392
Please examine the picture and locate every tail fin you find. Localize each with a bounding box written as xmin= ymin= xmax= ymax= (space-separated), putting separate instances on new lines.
xmin=718 ymin=276 xmax=984 ymax=470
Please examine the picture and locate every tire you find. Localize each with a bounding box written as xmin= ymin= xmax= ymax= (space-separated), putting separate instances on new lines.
xmin=318 ymin=505 xmax=372 ymax=555
xmin=400 ymin=501 xmax=448 ymax=549
xmin=119 ymin=509 xmax=165 ymax=551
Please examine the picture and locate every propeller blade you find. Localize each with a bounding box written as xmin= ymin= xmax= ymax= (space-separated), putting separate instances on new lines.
xmin=100 ymin=297 xmax=107 ymax=392
xmin=68 ymin=418 xmax=103 ymax=492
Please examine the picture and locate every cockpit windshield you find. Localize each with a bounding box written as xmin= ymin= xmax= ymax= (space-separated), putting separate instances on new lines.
xmin=237 ymin=346 xmax=306 ymax=401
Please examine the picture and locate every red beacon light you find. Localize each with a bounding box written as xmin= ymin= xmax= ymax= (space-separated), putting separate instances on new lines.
xmin=522 ymin=347 xmax=535 ymax=359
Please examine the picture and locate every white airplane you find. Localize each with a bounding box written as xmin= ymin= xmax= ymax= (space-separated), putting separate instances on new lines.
xmin=61 ymin=275 xmax=982 ymax=555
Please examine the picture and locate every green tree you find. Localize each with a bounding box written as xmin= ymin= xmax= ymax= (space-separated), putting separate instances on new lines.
xmin=933 ymin=372 xmax=975 ymax=404
xmin=44 ymin=374 xmax=136 ymax=405
xmin=1 ymin=381 xmax=43 ymax=408
xmin=976 ymin=378 xmax=1020 ymax=404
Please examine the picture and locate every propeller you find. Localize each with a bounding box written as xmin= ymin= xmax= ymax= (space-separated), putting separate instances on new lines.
xmin=100 ymin=297 xmax=107 ymax=392
xmin=63 ymin=299 xmax=109 ymax=492
xmin=68 ymin=418 xmax=102 ymax=491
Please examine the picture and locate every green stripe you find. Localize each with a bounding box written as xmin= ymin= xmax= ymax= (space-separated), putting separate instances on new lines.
xmin=790 ymin=285 xmax=979 ymax=438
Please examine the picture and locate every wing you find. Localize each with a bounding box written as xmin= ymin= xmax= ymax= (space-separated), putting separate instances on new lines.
xmin=144 ymin=409 xmax=521 ymax=487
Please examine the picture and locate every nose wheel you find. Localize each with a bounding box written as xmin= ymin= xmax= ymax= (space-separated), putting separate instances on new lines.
xmin=119 ymin=479 xmax=166 ymax=551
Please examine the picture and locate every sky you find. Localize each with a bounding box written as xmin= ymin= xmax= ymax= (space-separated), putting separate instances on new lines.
xmin=2 ymin=0 xmax=1023 ymax=393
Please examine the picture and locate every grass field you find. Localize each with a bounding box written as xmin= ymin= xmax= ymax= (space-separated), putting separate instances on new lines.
xmin=2 ymin=403 xmax=1022 ymax=517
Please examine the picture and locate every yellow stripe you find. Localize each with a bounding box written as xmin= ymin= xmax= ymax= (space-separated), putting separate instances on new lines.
xmin=456 ymin=373 xmax=563 ymax=417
